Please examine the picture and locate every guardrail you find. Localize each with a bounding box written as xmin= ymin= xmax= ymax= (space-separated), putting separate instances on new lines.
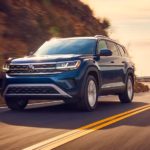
xmin=137 ymin=77 xmax=150 ymax=82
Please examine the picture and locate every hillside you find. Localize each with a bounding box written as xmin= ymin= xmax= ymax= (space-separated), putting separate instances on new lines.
xmin=0 ymin=0 xmax=110 ymax=66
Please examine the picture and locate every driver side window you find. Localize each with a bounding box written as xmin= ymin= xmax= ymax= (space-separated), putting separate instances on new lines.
xmin=97 ymin=40 xmax=107 ymax=54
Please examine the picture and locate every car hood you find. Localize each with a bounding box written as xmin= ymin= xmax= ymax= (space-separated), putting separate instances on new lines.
xmin=10 ymin=54 xmax=92 ymax=64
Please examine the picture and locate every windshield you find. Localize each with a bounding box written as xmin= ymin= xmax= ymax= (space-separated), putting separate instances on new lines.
xmin=34 ymin=38 xmax=96 ymax=55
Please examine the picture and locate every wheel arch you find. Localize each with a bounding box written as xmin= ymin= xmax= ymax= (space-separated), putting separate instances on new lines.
xmin=126 ymin=68 xmax=135 ymax=84
xmin=83 ymin=66 xmax=101 ymax=93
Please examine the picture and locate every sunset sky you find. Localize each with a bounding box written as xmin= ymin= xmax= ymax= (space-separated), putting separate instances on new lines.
xmin=82 ymin=0 xmax=150 ymax=76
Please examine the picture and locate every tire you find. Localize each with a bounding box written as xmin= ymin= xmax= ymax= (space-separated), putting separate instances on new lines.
xmin=119 ymin=75 xmax=134 ymax=103
xmin=77 ymin=75 xmax=98 ymax=111
xmin=5 ymin=97 xmax=28 ymax=111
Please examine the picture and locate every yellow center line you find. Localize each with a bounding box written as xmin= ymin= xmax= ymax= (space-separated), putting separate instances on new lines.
xmin=24 ymin=104 xmax=150 ymax=150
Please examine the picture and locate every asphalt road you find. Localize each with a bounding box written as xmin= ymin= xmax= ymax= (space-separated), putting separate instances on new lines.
xmin=0 ymin=92 xmax=150 ymax=150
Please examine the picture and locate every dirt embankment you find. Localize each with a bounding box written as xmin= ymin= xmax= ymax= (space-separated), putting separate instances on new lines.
xmin=134 ymin=81 xmax=149 ymax=93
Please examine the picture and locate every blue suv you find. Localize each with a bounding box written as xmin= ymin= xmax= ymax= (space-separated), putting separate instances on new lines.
xmin=2 ymin=35 xmax=135 ymax=111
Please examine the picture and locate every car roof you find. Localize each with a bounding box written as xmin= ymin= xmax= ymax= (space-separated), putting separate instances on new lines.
xmin=49 ymin=37 xmax=97 ymax=40
xmin=48 ymin=35 xmax=123 ymax=47
xmin=49 ymin=35 xmax=114 ymax=41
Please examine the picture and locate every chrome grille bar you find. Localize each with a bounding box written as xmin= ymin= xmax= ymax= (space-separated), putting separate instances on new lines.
xmin=8 ymin=63 xmax=58 ymax=75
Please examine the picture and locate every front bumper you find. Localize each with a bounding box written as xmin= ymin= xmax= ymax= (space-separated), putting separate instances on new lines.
xmin=3 ymin=83 xmax=72 ymax=100
xmin=2 ymin=66 xmax=85 ymax=100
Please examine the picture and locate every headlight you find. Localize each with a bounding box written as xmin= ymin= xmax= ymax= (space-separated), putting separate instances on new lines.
xmin=56 ymin=60 xmax=81 ymax=70
xmin=3 ymin=63 xmax=10 ymax=71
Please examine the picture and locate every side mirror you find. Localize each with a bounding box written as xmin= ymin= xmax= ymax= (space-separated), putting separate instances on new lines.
xmin=99 ymin=49 xmax=112 ymax=56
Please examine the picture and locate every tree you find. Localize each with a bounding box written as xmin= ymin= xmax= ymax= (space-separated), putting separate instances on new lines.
xmin=101 ymin=18 xmax=110 ymax=29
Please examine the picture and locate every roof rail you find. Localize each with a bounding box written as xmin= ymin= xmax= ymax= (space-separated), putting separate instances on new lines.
xmin=94 ymin=35 xmax=108 ymax=38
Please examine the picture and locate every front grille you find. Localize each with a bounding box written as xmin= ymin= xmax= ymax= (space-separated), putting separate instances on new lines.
xmin=6 ymin=86 xmax=59 ymax=95
xmin=8 ymin=63 xmax=58 ymax=75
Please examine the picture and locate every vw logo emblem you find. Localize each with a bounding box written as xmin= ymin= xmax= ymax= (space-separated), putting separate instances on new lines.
xmin=28 ymin=64 xmax=34 ymax=72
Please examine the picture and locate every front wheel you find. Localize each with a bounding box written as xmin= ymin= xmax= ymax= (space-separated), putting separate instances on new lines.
xmin=119 ymin=76 xmax=134 ymax=103
xmin=5 ymin=97 xmax=28 ymax=111
xmin=77 ymin=75 xmax=98 ymax=111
